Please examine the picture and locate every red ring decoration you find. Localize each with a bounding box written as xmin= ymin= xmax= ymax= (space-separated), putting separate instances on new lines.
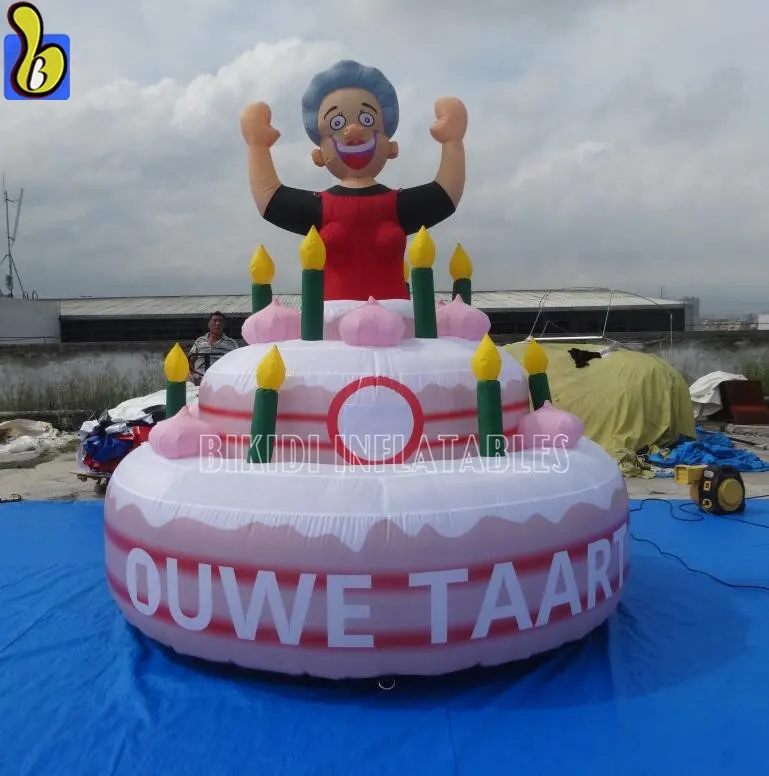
xmin=327 ymin=376 xmax=425 ymax=466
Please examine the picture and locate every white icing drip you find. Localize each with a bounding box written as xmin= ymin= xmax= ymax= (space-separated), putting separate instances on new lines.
xmin=107 ymin=438 xmax=626 ymax=552
xmin=203 ymin=338 xmax=527 ymax=397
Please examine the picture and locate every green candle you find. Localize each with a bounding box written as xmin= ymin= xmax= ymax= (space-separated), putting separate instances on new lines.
xmin=449 ymin=244 xmax=473 ymax=305
xmin=247 ymin=345 xmax=285 ymax=464
xmin=252 ymin=285 xmax=272 ymax=312
xmin=452 ymin=278 xmax=471 ymax=305
xmin=163 ymin=343 xmax=189 ymax=418
xmin=412 ymin=268 xmax=437 ymax=338
xmin=300 ymin=226 xmax=325 ymax=340
xmin=523 ymin=339 xmax=552 ymax=409
xmin=472 ymin=335 xmax=506 ymax=457
xmin=408 ymin=227 xmax=437 ymax=338
xmin=248 ymin=390 xmax=278 ymax=463
xmin=404 ymin=259 xmax=411 ymax=299
xmin=301 ymin=270 xmax=324 ymax=340
xmin=250 ymin=245 xmax=274 ymax=313
xmin=477 ymin=381 xmax=506 ymax=457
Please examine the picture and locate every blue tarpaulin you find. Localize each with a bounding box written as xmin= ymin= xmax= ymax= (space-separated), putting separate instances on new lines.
xmin=1 ymin=498 xmax=769 ymax=775
xmin=648 ymin=424 xmax=769 ymax=472
xmin=83 ymin=433 xmax=134 ymax=463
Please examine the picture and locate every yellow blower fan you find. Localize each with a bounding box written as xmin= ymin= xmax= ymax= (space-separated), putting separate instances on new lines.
xmin=674 ymin=465 xmax=746 ymax=515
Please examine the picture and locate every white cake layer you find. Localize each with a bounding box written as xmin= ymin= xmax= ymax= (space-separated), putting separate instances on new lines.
xmin=203 ymin=337 xmax=525 ymax=396
xmin=108 ymin=437 xmax=624 ymax=551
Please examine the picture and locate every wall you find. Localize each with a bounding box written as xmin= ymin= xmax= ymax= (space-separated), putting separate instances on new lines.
xmin=0 ymin=297 xmax=61 ymax=343
xmin=0 ymin=342 xmax=168 ymax=420
xmin=490 ymin=306 xmax=686 ymax=337
xmin=60 ymin=316 xmax=223 ymax=343
xmin=1 ymin=342 xmax=165 ymax=391
xmin=59 ymin=306 xmax=688 ymax=342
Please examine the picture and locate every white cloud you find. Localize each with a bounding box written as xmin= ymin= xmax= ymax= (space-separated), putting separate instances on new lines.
xmin=1 ymin=0 xmax=767 ymax=313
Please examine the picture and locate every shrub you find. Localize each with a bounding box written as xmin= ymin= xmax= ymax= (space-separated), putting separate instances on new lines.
xmin=0 ymin=364 xmax=159 ymax=414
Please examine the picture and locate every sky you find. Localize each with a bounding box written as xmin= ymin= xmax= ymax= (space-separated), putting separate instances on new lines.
xmin=0 ymin=0 xmax=767 ymax=315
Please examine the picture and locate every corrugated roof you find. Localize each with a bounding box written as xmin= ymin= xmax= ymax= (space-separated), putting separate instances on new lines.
xmin=57 ymin=289 xmax=684 ymax=318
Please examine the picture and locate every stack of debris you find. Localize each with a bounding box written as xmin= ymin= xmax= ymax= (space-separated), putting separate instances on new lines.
xmin=0 ymin=419 xmax=76 ymax=468
xmin=690 ymin=371 xmax=769 ymax=425
xmin=75 ymin=386 xmax=198 ymax=482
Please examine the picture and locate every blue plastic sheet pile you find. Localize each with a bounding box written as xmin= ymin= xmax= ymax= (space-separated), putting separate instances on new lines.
xmin=648 ymin=424 xmax=769 ymax=472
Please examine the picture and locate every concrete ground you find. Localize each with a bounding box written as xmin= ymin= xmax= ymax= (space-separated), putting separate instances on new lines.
xmin=1 ymin=451 xmax=102 ymax=501
xmin=3 ymin=447 xmax=769 ymax=503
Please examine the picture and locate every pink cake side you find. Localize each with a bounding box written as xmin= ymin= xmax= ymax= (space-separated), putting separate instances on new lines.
xmin=104 ymin=485 xmax=628 ymax=678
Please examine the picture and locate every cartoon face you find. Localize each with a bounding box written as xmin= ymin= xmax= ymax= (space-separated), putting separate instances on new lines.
xmin=317 ymin=88 xmax=392 ymax=179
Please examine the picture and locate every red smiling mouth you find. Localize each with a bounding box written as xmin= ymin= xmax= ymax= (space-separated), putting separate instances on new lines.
xmin=333 ymin=133 xmax=377 ymax=170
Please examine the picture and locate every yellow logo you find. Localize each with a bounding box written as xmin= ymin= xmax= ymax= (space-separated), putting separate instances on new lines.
xmin=6 ymin=2 xmax=68 ymax=98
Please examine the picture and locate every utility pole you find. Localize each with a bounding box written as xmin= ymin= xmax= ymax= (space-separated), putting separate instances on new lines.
xmin=0 ymin=173 xmax=25 ymax=297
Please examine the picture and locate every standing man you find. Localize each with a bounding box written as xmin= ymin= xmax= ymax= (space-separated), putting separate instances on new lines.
xmin=188 ymin=312 xmax=239 ymax=385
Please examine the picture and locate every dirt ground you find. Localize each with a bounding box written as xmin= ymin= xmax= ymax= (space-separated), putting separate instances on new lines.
xmin=1 ymin=451 xmax=105 ymax=501
xmin=3 ymin=447 xmax=769 ymax=503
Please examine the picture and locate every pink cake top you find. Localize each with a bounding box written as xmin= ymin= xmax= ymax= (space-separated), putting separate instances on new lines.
xmin=436 ymin=295 xmax=491 ymax=340
xmin=148 ymin=406 xmax=217 ymax=460
xmin=518 ymin=401 xmax=584 ymax=449
xmin=339 ymin=297 xmax=406 ymax=347
xmin=241 ymin=299 xmax=301 ymax=344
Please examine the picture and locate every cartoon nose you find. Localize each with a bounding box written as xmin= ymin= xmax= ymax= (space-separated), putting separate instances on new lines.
xmin=343 ymin=124 xmax=365 ymax=143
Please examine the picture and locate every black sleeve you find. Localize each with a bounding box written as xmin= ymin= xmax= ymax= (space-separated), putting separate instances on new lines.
xmin=396 ymin=182 xmax=456 ymax=235
xmin=262 ymin=185 xmax=322 ymax=236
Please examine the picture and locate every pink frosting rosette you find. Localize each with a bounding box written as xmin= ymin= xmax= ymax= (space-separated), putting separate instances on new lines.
xmin=242 ymin=299 xmax=301 ymax=344
xmin=518 ymin=401 xmax=584 ymax=449
xmin=148 ymin=406 xmax=218 ymax=459
xmin=339 ymin=297 xmax=406 ymax=347
xmin=436 ymin=295 xmax=490 ymax=340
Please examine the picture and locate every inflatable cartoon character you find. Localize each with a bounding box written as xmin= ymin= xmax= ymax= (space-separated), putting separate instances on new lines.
xmin=240 ymin=60 xmax=468 ymax=301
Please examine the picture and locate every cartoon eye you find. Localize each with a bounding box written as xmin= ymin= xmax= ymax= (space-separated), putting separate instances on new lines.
xmin=358 ymin=112 xmax=375 ymax=127
xmin=330 ymin=115 xmax=346 ymax=130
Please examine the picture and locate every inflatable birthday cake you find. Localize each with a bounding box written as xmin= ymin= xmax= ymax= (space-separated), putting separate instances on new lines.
xmin=104 ymin=59 xmax=629 ymax=680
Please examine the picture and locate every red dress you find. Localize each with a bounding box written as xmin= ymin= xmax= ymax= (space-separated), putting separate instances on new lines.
xmin=319 ymin=190 xmax=409 ymax=301
xmin=262 ymin=181 xmax=455 ymax=300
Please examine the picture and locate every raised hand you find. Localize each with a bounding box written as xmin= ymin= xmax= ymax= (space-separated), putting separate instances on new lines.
xmin=430 ymin=98 xmax=468 ymax=144
xmin=241 ymin=102 xmax=281 ymax=148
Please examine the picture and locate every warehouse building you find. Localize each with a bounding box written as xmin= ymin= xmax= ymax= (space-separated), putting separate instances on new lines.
xmin=55 ymin=289 xmax=686 ymax=343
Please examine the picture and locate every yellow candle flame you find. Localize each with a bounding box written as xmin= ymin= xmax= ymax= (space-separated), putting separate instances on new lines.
xmin=164 ymin=342 xmax=189 ymax=382
xmin=449 ymin=243 xmax=473 ymax=280
xmin=407 ymin=226 xmax=435 ymax=269
xmin=403 ymin=258 xmax=410 ymax=282
xmin=523 ymin=339 xmax=548 ymax=374
xmin=471 ymin=334 xmax=502 ymax=381
xmin=300 ymin=226 xmax=326 ymax=270
xmin=256 ymin=345 xmax=286 ymax=390
xmin=250 ymin=245 xmax=275 ymax=284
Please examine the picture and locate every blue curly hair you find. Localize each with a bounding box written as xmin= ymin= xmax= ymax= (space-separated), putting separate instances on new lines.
xmin=301 ymin=60 xmax=399 ymax=145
